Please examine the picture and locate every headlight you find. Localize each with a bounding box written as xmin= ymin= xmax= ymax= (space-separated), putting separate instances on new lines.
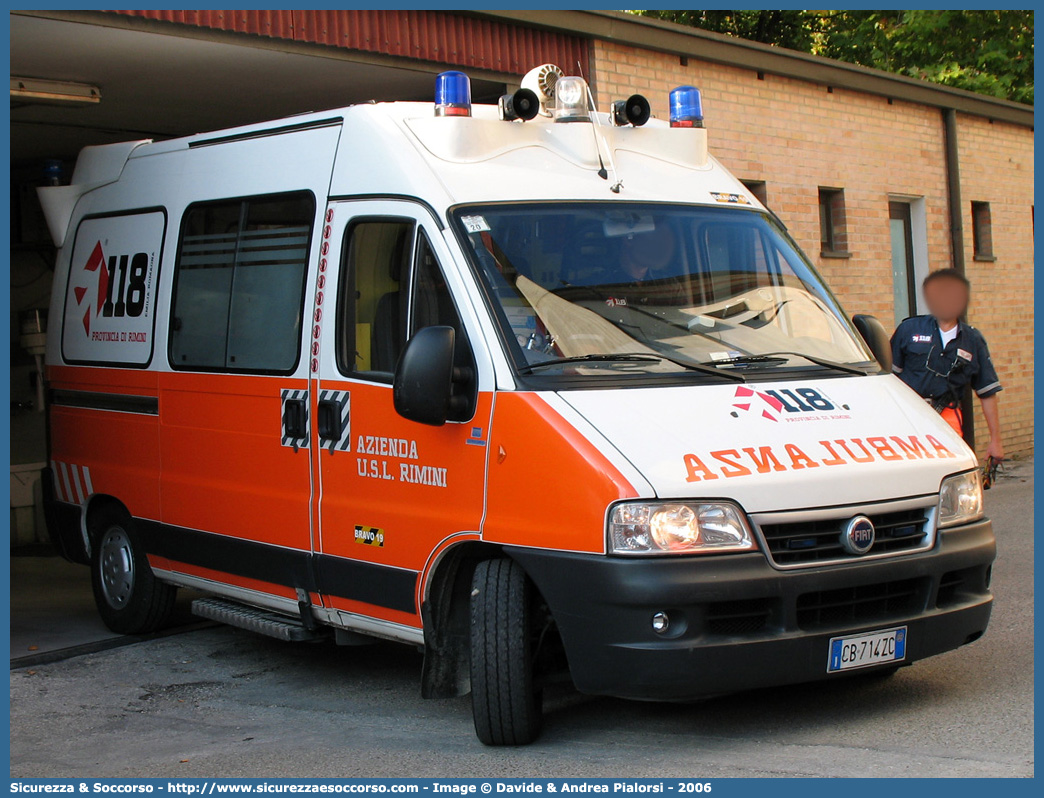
xmin=938 ymin=470 xmax=984 ymax=528
xmin=609 ymin=501 xmax=755 ymax=555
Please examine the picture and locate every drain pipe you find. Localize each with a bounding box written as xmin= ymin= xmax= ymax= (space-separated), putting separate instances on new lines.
xmin=944 ymin=108 xmax=966 ymax=274
xmin=943 ymin=107 xmax=974 ymax=449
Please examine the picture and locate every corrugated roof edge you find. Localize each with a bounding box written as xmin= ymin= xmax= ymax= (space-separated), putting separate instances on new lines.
xmin=474 ymin=9 xmax=1034 ymax=128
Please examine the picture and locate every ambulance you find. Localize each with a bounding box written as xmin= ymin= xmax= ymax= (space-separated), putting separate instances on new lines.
xmin=40 ymin=66 xmax=995 ymax=746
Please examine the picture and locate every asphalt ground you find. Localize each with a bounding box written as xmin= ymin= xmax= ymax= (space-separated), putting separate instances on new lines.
xmin=9 ymin=461 xmax=1033 ymax=778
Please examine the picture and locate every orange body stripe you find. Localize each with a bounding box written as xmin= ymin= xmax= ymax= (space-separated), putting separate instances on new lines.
xmin=48 ymin=365 xmax=161 ymax=520
xmin=482 ymin=392 xmax=638 ymax=554
xmin=158 ymin=371 xmax=311 ymax=551
xmin=314 ymin=379 xmax=493 ymax=617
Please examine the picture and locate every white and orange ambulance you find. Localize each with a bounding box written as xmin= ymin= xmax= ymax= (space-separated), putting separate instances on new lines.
xmin=41 ymin=67 xmax=994 ymax=745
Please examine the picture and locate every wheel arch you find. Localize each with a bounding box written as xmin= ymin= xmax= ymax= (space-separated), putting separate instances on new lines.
xmin=83 ymin=494 xmax=133 ymax=553
xmin=420 ymin=540 xmax=505 ymax=699
xmin=419 ymin=540 xmax=569 ymax=700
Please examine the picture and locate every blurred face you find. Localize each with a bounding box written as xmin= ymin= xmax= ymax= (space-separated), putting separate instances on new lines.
xmin=923 ymin=276 xmax=969 ymax=323
xmin=621 ymin=226 xmax=677 ymax=278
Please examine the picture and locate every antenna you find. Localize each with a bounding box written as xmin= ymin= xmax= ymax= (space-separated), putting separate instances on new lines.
xmin=578 ymin=61 xmax=622 ymax=193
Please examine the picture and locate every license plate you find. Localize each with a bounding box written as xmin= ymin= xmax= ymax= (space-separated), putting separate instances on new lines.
xmin=827 ymin=626 xmax=907 ymax=672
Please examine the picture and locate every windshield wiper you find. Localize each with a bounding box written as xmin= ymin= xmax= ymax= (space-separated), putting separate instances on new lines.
xmin=700 ymin=351 xmax=870 ymax=376
xmin=521 ymin=352 xmax=746 ymax=382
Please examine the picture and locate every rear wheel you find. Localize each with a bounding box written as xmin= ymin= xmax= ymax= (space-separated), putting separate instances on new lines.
xmin=469 ymin=558 xmax=543 ymax=746
xmin=90 ymin=508 xmax=176 ymax=634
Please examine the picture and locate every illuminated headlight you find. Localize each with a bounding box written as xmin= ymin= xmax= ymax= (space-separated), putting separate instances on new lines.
xmin=938 ymin=470 xmax=984 ymax=528
xmin=609 ymin=502 xmax=755 ymax=555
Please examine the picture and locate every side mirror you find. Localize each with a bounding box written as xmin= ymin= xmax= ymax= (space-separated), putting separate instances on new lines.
xmin=393 ymin=326 xmax=474 ymax=426
xmin=852 ymin=314 xmax=892 ymax=372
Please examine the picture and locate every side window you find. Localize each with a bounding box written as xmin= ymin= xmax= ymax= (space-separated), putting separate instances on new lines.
xmin=170 ymin=192 xmax=313 ymax=373
xmin=410 ymin=230 xmax=464 ymax=339
xmin=411 ymin=229 xmax=476 ymax=417
xmin=337 ymin=219 xmax=415 ymax=380
xmin=337 ymin=222 xmax=473 ymax=389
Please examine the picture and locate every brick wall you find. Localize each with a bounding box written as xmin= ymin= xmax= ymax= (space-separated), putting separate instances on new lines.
xmin=592 ymin=40 xmax=1034 ymax=458
xmin=958 ymin=114 xmax=1035 ymax=458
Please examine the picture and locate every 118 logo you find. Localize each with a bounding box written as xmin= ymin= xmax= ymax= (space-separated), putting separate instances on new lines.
xmin=76 ymin=241 xmax=150 ymax=334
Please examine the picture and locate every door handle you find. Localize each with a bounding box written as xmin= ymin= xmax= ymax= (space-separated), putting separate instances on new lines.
xmin=318 ymin=398 xmax=345 ymax=442
xmin=283 ymin=398 xmax=308 ymax=448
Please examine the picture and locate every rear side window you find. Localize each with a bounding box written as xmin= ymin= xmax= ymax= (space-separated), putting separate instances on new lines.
xmin=170 ymin=192 xmax=314 ymax=373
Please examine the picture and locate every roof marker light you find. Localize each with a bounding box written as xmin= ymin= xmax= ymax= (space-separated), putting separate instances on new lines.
xmin=553 ymin=76 xmax=589 ymax=123
xmin=669 ymin=85 xmax=704 ymax=128
xmin=434 ymin=71 xmax=471 ymax=117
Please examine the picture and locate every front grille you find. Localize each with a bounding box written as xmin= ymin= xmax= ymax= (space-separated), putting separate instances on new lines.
xmin=704 ymin=598 xmax=772 ymax=635
xmin=797 ymin=577 xmax=927 ymax=630
xmin=759 ymin=506 xmax=933 ymax=567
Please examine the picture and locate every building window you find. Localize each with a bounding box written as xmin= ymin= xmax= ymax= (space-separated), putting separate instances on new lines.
xmin=170 ymin=192 xmax=314 ymax=374
xmin=741 ymin=179 xmax=768 ymax=207
xmin=971 ymin=201 xmax=995 ymax=261
xmin=818 ymin=187 xmax=850 ymax=258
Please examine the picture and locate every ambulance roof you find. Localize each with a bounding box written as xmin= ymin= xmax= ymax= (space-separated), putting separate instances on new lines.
xmin=41 ymin=101 xmax=762 ymax=248
xmin=136 ymin=101 xmax=760 ymax=213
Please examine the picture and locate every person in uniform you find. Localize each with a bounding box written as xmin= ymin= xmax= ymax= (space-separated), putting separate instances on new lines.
xmin=600 ymin=224 xmax=678 ymax=287
xmin=890 ymin=268 xmax=1004 ymax=460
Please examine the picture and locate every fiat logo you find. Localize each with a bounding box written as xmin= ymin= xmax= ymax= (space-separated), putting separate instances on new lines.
xmin=840 ymin=515 xmax=875 ymax=555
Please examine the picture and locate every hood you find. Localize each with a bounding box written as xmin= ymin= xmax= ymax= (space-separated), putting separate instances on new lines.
xmin=557 ymin=374 xmax=976 ymax=513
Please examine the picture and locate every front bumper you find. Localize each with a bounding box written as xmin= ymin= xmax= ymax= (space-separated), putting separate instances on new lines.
xmin=507 ymin=519 xmax=994 ymax=700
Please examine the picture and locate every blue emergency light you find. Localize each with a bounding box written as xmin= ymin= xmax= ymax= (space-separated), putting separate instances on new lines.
xmin=669 ymin=86 xmax=704 ymax=128
xmin=434 ymin=71 xmax=472 ymax=117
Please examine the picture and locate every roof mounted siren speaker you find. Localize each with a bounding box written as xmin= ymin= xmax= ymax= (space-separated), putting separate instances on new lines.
xmin=499 ymin=88 xmax=540 ymax=121
xmin=611 ymin=94 xmax=651 ymax=127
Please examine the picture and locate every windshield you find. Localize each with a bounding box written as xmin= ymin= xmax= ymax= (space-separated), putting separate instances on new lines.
xmin=453 ymin=203 xmax=874 ymax=378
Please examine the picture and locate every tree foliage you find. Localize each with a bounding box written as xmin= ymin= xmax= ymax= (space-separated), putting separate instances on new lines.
xmin=635 ymin=10 xmax=1033 ymax=105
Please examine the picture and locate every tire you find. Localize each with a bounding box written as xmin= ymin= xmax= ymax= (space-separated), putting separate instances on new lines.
xmin=90 ymin=507 xmax=176 ymax=635
xmin=469 ymin=558 xmax=543 ymax=746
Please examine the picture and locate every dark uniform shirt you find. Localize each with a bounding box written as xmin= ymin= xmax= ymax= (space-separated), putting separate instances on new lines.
xmin=890 ymin=315 xmax=1002 ymax=406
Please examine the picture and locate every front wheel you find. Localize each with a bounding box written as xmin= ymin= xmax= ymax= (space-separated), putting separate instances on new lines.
xmin=469 ymin=558 xmax=543 ymax=746
xmin=90 ymin=508 xmax=176 ymax=634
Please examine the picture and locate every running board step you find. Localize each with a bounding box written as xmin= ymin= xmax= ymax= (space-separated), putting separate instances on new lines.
xmin=191 ymin=597 xmax=327 ymax=642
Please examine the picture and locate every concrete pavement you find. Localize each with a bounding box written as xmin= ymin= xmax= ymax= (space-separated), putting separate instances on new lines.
xmin=9 ymin=555 xmax=204 ymax=667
